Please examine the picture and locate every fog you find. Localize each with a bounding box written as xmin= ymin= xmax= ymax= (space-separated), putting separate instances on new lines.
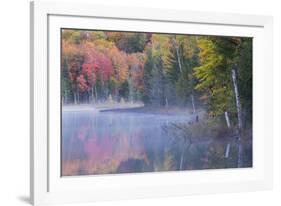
xmin=61 ymin=107 xmax=252 ymax=176
xmin=62 ymin=109 xmax=191 ymax=175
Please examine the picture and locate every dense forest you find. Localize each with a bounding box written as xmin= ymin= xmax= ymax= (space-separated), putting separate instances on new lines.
xmin=61 ymin=29 xmax=252 ymax=169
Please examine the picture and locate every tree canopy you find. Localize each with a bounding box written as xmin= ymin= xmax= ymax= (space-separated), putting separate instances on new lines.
xmin=62 ymin=29 xmax=252 ymax=130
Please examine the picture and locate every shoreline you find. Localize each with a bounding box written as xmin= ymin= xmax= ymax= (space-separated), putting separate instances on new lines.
xmin=62 ymin=103 xmax=144 ymax=112
xmin=62 ymin=104 xmax=200 ymax=116
xmin=100 ymin=106 xmax=194 ymax=116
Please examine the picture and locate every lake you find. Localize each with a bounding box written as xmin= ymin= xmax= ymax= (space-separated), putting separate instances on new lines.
xmin=61 ymin=108 xmax=250 ymax=176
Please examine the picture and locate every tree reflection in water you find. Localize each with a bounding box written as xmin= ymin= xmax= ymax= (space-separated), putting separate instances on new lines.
xmin=62 ymin=110 xmax=252 ymax=176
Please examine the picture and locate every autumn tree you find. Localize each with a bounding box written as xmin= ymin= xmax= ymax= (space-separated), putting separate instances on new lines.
xmin=106 ymin=32 xmax=147 ymax=53
xmin=194 ymin=36 xmax=252 ymax=167
xmin=62 ymin=29 xmax=147 ymax=104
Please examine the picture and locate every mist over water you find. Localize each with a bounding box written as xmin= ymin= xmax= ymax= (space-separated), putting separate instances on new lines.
xmin=62 ymin=110 xmax=191 ymax=175
xmin=62 ymin=108 xmax=252 ymax=176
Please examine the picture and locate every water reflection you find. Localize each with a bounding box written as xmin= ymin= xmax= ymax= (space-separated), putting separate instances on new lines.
xmin=62 ymin=111 xmax=186 ymax=175
xmin=62 ymin=110 xmax=252 ymax=176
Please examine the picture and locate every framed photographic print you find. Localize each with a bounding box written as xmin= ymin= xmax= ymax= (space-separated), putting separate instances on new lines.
xmin=30 ymin=0 xmax=273 ymax=205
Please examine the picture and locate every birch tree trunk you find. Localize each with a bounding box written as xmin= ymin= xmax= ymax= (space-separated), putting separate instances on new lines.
xmin=179 ymin=152 xmax=184 ymax=170
xmin=172 ymin=37 xmax=183 ymax=74
xmin=191 ymin=93 xmax=196 ymax=114
xmin=179 ymin=144 xmax=185 ymax=170
xmin=175 ymin=47 xmax=183 ymax=74
xmin=231 ymin=66 xmax=243 ymax=168
xmin=224 ymin=111 xmax=231 ymax=128
xmin=231 ymin=67 xmax=243 ymax=131
xmin=224 ymin=111 xmax=231 ymax=158
xmin=225 ymin=143 xmax=231 ymax=158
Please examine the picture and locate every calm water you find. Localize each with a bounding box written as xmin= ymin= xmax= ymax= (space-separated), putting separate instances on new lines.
xmin=62 ymin=109 xmax=251 ymax=176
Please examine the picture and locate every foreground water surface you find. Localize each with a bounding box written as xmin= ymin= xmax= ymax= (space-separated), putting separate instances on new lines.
xmin=62 ymin=109 xmax=252 ymax=176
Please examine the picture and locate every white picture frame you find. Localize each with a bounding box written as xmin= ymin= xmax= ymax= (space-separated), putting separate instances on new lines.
xmin=30 ymin=0 xmax=273 ymax=205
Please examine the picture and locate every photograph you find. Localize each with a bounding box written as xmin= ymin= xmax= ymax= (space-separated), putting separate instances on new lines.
xmin=61 ymin=29 xmax=253 ymax=176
